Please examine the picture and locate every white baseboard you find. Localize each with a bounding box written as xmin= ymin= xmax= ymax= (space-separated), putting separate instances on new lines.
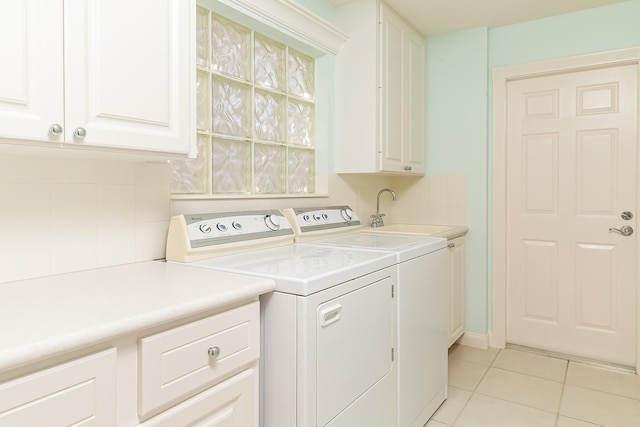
xmin=458 ymin=333 xmax=489 ymax=350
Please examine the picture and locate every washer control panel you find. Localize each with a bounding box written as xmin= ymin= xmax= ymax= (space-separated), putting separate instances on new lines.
xmin=183 ymin=210 xmax=292 ymax=248
xmin=283 ymin=205 xmax=361 ymax=237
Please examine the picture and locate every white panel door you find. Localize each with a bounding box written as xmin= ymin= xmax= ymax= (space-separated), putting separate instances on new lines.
xmin=506 ymin=64 xmax=637 ymax=367
xmin=0 ymin=0 xmax=64 ymax=142
xmin=64 ymin=0 xmax=192 ymax=154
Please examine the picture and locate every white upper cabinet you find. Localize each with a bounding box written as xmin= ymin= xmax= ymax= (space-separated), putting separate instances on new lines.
xmin=0 ymin=0 xmax=194 ymax=157
xmin=0 ymin=0 xmax=64 ymax=143
xmin=335 ymin=0 xmax=425 ymax=175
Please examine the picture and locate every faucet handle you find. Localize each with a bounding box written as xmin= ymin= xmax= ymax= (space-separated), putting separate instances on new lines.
xmin=370 ymin=214 xmax=385 ymax=218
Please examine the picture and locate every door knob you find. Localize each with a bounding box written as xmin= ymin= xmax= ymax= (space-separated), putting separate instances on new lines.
xmin=609 ymin=225 xmax=634 ymax=236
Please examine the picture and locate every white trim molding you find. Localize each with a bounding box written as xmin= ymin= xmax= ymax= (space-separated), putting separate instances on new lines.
xmin=218 ymin=0 xmax=348 ymax=54
xmin=491 ymin=47 xmax=640 ymax=372
xmin=459 ymin=333 xmax=490 ymax=350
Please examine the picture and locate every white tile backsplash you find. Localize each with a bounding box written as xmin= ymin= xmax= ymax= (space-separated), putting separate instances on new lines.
xmin=169 ymin=173 xmax=467 ymax=231
xmin=0 ymin=154 xmax=170 ymax=284
xmin=0 ymin=155 xmax=467 ymax=284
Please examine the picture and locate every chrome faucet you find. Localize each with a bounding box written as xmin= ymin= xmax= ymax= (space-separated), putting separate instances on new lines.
xmin=371 ymin=188 xmax=397 ymax=228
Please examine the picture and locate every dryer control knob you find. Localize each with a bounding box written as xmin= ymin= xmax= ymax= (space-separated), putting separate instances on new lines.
xmin=264 ymin=214 xmax=280 ymax=231
xmin=199 ymin=223 xmax=212 ymax=234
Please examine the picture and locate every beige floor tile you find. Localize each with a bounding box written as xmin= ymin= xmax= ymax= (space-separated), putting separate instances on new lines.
xmin=566 ymin=362 xmax=640 ymax=400
xmin=425 ymin=420 xmax=450 ymax=427
xmin=491 ymin=348 xmax=567 ymax=382
xmin=560 ymin=385 xmax=640 ymax=426
xmin=449 ymin=344 xmax=500 ymax=366
xmin=454 ymin=394 xmax=556 ymax=427
xmin=448 ymin=359 xmax=489 ymax=391
xmin=556 ymin=416 xmax=603 ymax=427
xmin=475 ymin=367 xmax=563 ymax=412
xmin=431 ymin=386 xmax=472 ymax=425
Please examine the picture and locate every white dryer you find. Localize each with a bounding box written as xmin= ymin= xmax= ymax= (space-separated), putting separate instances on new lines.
xmin=165 ymin=210 xmax=398 ymax=427
xmin=284 ymin=206 xmax=449 ymax=427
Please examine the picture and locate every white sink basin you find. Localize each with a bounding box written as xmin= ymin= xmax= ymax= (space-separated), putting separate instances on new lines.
xmin=371 ymin=224 xmax=454 ymax=235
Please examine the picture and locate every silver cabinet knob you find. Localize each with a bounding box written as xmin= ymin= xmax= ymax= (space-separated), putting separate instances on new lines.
xmin=207 ymin=346 xmax=220 ymax=359
xmin=403 ymin=165 xmax=413 ymax=171
xmin=448 ymin=242 xmax=455 ymax=248
xmin=610 ymin=225 xmax=634 ymax=236
xmin=48 ymin=123 xmax=63 ymax=136
xmin=73 ymin=127 xmax=87 ymax=139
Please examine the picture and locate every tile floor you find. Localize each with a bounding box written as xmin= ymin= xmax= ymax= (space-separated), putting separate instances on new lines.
xmin=426 ymin=345 xmax=640 ymax=427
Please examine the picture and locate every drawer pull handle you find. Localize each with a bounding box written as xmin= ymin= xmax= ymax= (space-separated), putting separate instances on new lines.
xmin=208 ymin=346 xmax=221 ymax=359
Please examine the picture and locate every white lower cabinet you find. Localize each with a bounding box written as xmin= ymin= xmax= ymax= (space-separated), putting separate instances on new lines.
xmin=139 ymin=368 xmax=256 ymax=427
xmin=139 ymin=302 xmax=260 ymax=418
xmin=0 ymin=301 xmax=260 ymax=426
xmin=0 ymin=348 xmax=117 ymax=426
xmin=448 ymin=236 xmax=465 ymax=347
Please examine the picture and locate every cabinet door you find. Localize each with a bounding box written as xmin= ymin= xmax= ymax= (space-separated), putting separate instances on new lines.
xmin=404 ymin=27 xmax=425 ymax=175
xmin=64 ymin=0 xmax=193 ymax=154
xmin=449 ymin=237 xmax=465 ymax=347
xmin=379 ymin=4 xmax=425 ymax=175
xmin=0 ymin=0 xmax=64 ymax=143
xmin=0 ymin=348 xmax=117 ymax=426
xmin=379 ymin=4 xmax=405 ymax=173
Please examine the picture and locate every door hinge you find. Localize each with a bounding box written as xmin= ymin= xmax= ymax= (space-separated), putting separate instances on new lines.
xmin=391 ymin=284 xmax=395 ymax=298
xmin=391 ymin=348 xmax=395 ymax=362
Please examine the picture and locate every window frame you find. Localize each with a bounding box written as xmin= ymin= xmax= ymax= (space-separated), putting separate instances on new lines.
xmin=170 ymin=0 xmax=346 ymax=200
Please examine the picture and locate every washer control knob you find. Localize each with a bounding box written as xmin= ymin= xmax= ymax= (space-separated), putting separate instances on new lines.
xmin=198 ymin=223 xmax=212 ymax=234
xmin=340 ymin=208 xmax=354 ymax=221
xmin=216 ymin=223 xmax=228 ymax=232
xmin=322 ymin=213 xmax=329 ymax=221
xmin=232 ymin=221 xmax=242 ymax=230
xmin=264 ymin=214 xmax=280 ymax=231
xmin=313 ymin=213 xmax=322 ymax=221
xmin=302 ymin=214 xmax=311 ymax=222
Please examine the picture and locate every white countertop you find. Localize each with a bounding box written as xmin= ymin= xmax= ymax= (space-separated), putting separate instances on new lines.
xmin=0 ymin=261 xmax=275 ymax=374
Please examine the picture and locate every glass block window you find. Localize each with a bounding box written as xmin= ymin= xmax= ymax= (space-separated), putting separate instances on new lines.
xmin=170 ymin=7 xmax=316 ymax=195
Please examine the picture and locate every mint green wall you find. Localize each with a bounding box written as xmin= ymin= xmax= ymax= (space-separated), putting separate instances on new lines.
xmin=295 ymin=0 xmax=335 ymax=21
xmin=425 ymin=28 xmax=489 ymax=335
xmin=426 ymin=0 xmax=640 ymax=337
xmin=489 ymin=0 xmax=640 ymax=68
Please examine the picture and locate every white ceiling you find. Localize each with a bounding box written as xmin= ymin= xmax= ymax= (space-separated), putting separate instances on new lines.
xmin=329 ymin=0 xmax=629 ymax=36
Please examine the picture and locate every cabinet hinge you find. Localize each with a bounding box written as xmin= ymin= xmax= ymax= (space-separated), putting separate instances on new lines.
xmin=391 ymin=348 xmax=395 ymax=361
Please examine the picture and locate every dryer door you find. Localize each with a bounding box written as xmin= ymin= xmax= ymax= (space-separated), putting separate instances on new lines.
xmin=315 ymin=275 xmax=394 ymax=426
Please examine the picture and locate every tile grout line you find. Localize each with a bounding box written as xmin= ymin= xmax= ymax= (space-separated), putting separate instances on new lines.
xmin=448 ymin=348 xmax=501 ymax=427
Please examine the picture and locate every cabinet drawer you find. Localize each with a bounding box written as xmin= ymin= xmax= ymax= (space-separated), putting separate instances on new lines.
xmin=139 ymin=367 xmax=256 ymax=427
xmin=139 ymin=302 xmax=260 ymax=416
xmin=0 ymin=348 xmax=117 ymax=426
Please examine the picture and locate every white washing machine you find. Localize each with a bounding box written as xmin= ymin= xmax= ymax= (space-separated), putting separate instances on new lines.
xmin=284 ymin=206 xmax=449 ymax=427
xmin=165 ymin=210 xmax=398 ymax=427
